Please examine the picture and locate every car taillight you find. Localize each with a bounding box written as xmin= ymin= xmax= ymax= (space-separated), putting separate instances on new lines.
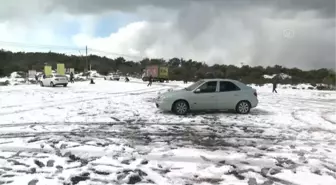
xmin=254 ymin=92 xmax=257 ymax=97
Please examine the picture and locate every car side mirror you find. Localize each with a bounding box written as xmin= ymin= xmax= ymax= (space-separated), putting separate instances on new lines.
xmin=194 ymin=89 xmax=201 ymax=93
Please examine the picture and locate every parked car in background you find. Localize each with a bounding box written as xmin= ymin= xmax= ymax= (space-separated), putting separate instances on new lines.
xmin=40 ymin=74 xmax=68 ymax=87
xmin=155 ymin=79 xmax=258 ymax=115
xmin=104 ymin=73 xmax=120 ymax=81
xmin=112 ymin=74 xmax=120 ymax=81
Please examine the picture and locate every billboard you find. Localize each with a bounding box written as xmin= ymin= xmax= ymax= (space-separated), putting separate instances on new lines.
xmin=57 ymin=63 xmax=65 ymax=75
xmin=44 ymin=66 xmax=52 ymax=76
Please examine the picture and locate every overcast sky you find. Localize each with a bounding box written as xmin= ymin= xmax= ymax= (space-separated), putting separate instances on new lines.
xmin=0 ymin=0 xmax=335 ymax=69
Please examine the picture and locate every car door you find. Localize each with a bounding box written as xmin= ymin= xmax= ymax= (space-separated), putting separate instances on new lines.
xmin=44 ymin=75 xmax=52 ymax=86
xmin=189 ymin=81 xmax=219 ymax=110
xmin=217 ymin=81 xmax=242 ymax=110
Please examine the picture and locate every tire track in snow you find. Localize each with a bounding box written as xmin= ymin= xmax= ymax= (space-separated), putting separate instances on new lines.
xmin=0 ymin=121 xmax=261 ymax=128
xmin=321 ymin=111 xmax=336 ymax=125
xmin=290 ymin=109 xmax=336 ymax=134
xmin=0 ymin=123 xmax=330 ymax=143
xmin=0 ymin=87 xmax=169 ymax=116
xmin=0 ymin=86 xmax=165 ymax=109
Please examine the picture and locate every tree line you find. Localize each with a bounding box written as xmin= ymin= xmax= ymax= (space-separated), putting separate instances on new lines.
xmin=0 ymin=49 xmax=335 ymax=86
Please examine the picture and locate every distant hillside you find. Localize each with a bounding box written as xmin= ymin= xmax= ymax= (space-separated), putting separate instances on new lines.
xmin=0 ymin=49 xmax=335 ymax=86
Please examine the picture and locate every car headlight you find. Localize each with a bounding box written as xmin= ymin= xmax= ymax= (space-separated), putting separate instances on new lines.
xmin=157 ymin=95 xmax=166 ymax=101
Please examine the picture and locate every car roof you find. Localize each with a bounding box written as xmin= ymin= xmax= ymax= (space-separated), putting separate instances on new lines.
xmin=202 ymin=78 xmax=239 ymax=83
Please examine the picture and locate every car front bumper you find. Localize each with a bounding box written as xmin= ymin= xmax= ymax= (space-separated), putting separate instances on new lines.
xmin=155 ymin=99 xmax=172 ymax=111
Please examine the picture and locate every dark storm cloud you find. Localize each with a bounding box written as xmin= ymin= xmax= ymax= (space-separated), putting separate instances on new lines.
xmin=48 ymin=0 xmax=335 ymax=18
xmin=50 ymin=0 xmax=336 ymax=69
xmin=0 ymin=0 xmax=334 ymax=69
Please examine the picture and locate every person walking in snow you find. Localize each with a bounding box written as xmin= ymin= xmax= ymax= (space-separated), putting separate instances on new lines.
xmin=272 ymin=81 xmax=278 ymax=93
xmin=35 ymin=74 xmax=39 ymax=84
xmin=70 ymin=72 xmax=74 ymax=83
xmin=147 ymin=75 xmax=153 ymax=87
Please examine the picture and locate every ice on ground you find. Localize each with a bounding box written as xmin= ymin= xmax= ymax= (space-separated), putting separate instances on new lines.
xmin=0 ymin=80 xmax=336 ymax=185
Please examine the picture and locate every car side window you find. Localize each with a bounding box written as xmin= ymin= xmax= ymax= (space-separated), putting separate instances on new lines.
xmin=197 ymin=81 xmax=217 ymax=93
xmin=220 ymin=81 xmax=240 ymax=92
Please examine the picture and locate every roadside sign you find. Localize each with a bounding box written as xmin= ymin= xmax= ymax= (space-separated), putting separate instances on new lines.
xmin=57 ymin=63 xmax=65 ymax=75
xmin=44 ymin=66 xmax=52 ymax=76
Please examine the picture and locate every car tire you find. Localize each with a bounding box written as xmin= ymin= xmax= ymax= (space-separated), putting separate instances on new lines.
xmin=50 ymin=82 xmax=55 ymax=87
xmin=63 ymin=84 xmax=67 ymax=87
xmin=172 ymin=100 xmax=189 ymax=115
xmin=104 ymin=77 xmax=106 ymax=80
xmin=236 ymin=101 xmax=251 ymax=114
xmin=40 ymin=81 xmax=44 ymax=87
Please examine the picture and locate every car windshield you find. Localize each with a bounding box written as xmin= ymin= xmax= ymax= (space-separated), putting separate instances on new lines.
xmin=185 ymin=80 xmax=204 ymax=91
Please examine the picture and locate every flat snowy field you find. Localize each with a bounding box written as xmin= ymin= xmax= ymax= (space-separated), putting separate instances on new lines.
xmin=0 ymin=79 xmax=336 ymax=185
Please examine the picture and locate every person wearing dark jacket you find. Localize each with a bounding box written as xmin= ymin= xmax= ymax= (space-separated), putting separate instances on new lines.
xmin=147 ymin=75 xmax=153 ymax=86
xmin=90 ymin=78 xmax=95 ymax=84
xmin=70 ymin=72 xmax=74 ymax=83
xmin=272 ymin=82 xmax=278 ymax=93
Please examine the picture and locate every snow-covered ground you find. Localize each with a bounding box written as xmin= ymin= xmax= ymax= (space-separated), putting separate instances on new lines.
xmin=0 ymin=79 xmax=336 ymax=185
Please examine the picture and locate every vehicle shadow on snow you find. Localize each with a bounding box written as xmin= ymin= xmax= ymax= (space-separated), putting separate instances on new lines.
xmin=159 ymin=108 xmax=273 ymax=116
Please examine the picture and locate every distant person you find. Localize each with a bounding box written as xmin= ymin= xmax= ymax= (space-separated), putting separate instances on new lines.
xmin=147 ymin=75 xmax=153 ymax=87
xmin=272 ymin=82 xmax=278 ymax=93
xmin=70 ymin=72 xmax=74 ymax=83
xmin=90 ymin=78 xmax=95 ymax=84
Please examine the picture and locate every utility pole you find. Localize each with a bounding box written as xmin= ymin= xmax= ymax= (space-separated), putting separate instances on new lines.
xmin=85 ymin=45 xmax=88 ymax=72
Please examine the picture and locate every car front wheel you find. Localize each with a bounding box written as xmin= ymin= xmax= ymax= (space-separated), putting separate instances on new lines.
xmin=172 ymin=100 xmax=189 ymax=115
xmin=40 ymin=81 xmax=44 ymax=87
xmin=236 ymin=101 xmax=251 ymax=114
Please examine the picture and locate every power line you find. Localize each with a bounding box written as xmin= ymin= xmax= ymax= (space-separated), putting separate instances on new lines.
xmin=0 ymin=41 xmax=150 ymax=60
xmin=0 ymin=40 xmax=85 ymax=51
xmin=89 ymin=48 xmax=144 ymax=60
xmin=0 ymin=40 xmax=146 ymax=60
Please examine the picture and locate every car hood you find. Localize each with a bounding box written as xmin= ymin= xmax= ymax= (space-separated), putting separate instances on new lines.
xmin=159 ymin=89 xmax=187 ymax=98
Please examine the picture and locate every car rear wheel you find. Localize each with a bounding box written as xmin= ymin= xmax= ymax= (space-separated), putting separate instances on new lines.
xmin=172 ymin=100 xmax=189 ymax=115
xmin=50 ymin=82 xmax=55 ymax=87
xmin=40 ymin=81 xmax=44 ymax=87
xmin=236 ymin=101 xmax=251 ymax=114
xmin=63 ymin=84 xmax=67 ymax=87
